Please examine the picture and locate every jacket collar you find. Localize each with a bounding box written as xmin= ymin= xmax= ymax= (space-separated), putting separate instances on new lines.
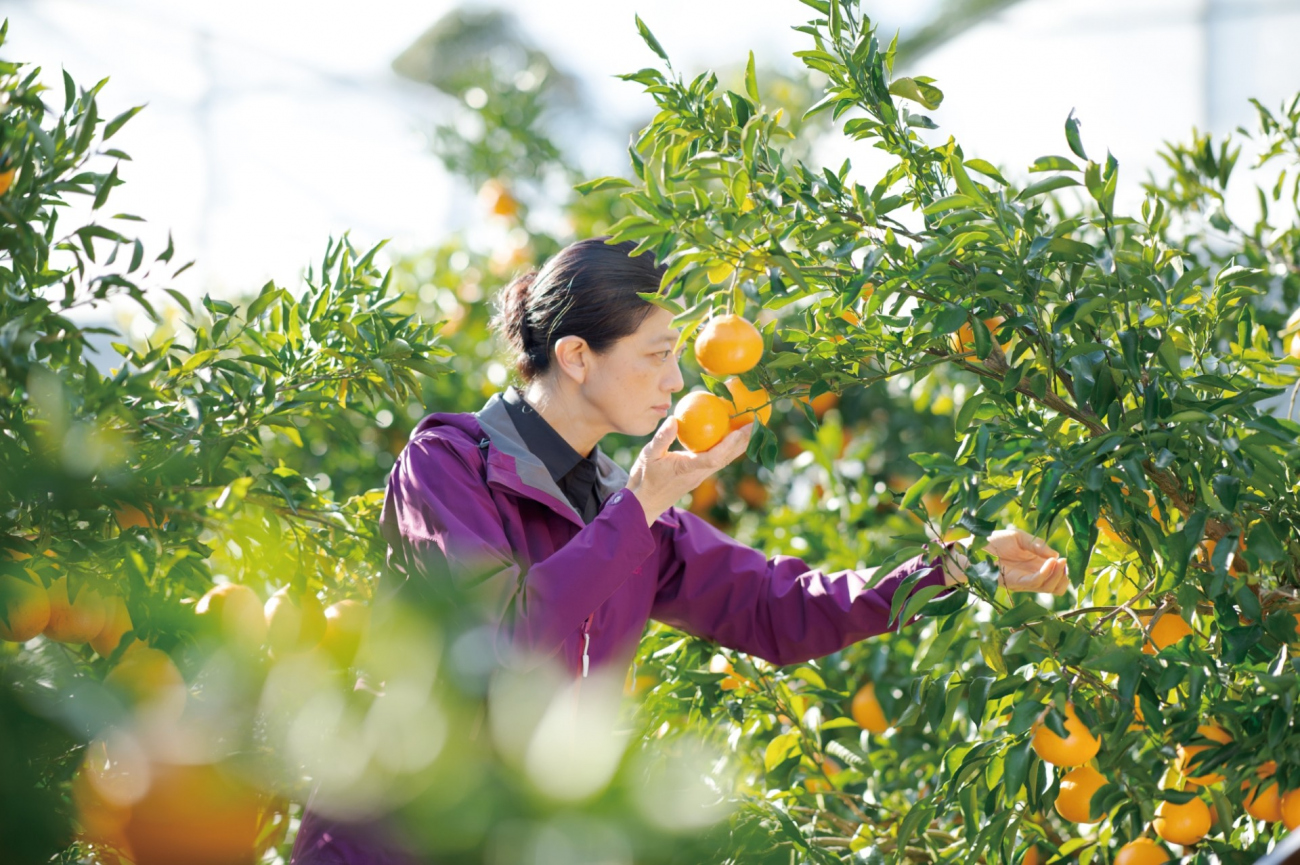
xmin=475 ymin=392 xmax=630 ymax=525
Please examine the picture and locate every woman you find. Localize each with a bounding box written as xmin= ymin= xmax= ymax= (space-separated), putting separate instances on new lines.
xmin=291 ymin=237 xmax=1068 ymax=864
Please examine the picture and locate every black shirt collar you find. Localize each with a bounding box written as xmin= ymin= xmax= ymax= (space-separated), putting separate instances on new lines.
xmin=501 ymin=386 xmax=595 ymax=483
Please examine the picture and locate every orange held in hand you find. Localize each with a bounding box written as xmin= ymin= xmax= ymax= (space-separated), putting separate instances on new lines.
xmin=694 ymin=314 xmax=763 ymax=376
xmin=1031 ymin=702 xmax=1101 ymax=767
xmin=1055 ymin=766 xmax=1108 ymax=823
xmin=1154 ymin=797 xmax=1212 ymax=846
xmin=724 ymin=377 xmax=771 ymax=429
xmin=1114 ymin=838 xmax=1169 ymax=865
xmin=851 ymin=682 xmax=889 ymax=734
xmin=0 ymin=573 xmax=50 ymax=642
xmin=673 ymin=391 xmax=733 ymax=453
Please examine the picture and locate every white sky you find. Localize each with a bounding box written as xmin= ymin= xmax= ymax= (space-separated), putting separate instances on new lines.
xmin=3 ymin=0 xmax=1298 ymax=306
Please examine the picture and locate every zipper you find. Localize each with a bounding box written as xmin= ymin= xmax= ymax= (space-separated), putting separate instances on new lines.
xmin=580 ymin=615 xmax=593 ymax=678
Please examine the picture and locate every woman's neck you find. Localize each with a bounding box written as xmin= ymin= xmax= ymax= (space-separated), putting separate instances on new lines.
xmin=522 ymin=382 xmax=605 ymax=457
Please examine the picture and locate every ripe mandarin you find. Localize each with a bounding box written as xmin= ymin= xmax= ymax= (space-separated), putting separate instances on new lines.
xmin=724 ymin=377 xmax=772 ymax=430
xmin=1055 ymin=766 xmax=1108 ymax=823
xmin=1114 ymin=838 xmax=1169 ymax=865
xmin=0 ymin=573 xmax=50 ymax=642
xmin=1174 ymin=723 xmax=1231 ymax=785
xmin=1140 ymin=612 xmax=1194 ymax=655
xmin=44 ymin=576 xmax=109 ymax=643
xmin=694 ymin=314 xmax=763 ymax=376
xmin=673 ymin=391 xmax=732 ymax=453
xmin=850 ymin=682 xmax=889 ymax=735
xmin=1154 ymin=797 xmax=1211 ymax=846
xmin=1031 ymin=702 xmax=1101 ymax=767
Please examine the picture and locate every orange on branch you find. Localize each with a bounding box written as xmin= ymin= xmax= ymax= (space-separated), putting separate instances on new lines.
xmin=1154 ymin=797 xmax=1211 ymax=846
xmin=91 ymin=595 xmax=134 ymax=657
xmin=1243 ymin=762 xmax=1284 ymax=823
xmin=1139 ymin=612 xmax=1194 ymax=655
xmin=1031 ymin=702 xmax=1100 ymax=767
xmin=673 ymin=391 xmax=732 ymax=453
xmin=264 ymin=587 xmax=326 ymax=657
xmin=320 ymin=600 xmax=369 ymax=667
xmin=1055 ymin=766 xmax=1108 ymax=823
xmin=952 ymin=316 xmax=1008 ymax=354
xmin=688 ymin=477 xmax=720 ymax=514
xmin=1280 ymin=788 xmax=1300 ymax=831
xmin=694 ymin=314 xmax=763 ymax=376
xmin=1174 ymin=723 xmax=1231 ymax=785
xmin=1115 ymin=838 xmax=1170 ymax=865
xmin=104 ymin=643 xmax=187 ymax=723
xmin=0 ymin=167 xmax=15 ymax=196
xmin=709 ymin=654 xmax=746 ymax=691
xmin=735 ymin=475 xmax=768 ymax=509
xmin=113 ymin=504 xmax=153 ymax=530
xmin=479 ymin=178 xmax=521 ymax=219
xmin=0 ymin=573 xmax=50 ymax=642
xmin=44 ymin=576 xmax=108 ymax=643
xmin=850 ymin=682 xmax=889 ymax=734
xmin=196 ymin=583 xmax=267 ymax=648
xmin=797 ymin=391 xmax=840 ymax=418
xmin=724 ymin=377 xmax=771 ymax=430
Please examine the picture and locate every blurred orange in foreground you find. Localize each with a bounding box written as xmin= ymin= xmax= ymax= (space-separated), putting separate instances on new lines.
xmin=104 ymin=643 xmax=187 ymax=723
xmin=197 ymin=583 xmax=267 ymax=647
xmin=44 ymin=576 xmax=108 ymax=643
xmin=0 ymin=573 xmax=50 ymax=641
xmin=265 ymin=586 xmax=326 ymax=657
xmin=123 ymin=762 xmax=262 ymax=865
xmin=321 ymin=599 xmax=369 ymax=667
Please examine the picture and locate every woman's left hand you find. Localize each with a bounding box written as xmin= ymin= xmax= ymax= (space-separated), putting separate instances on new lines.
xmin=941 ymin=527 xmax=1070 ymax=595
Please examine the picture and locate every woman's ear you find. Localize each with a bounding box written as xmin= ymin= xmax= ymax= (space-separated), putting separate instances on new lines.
xmin=552 ymin=335 xmax=591 ymax=385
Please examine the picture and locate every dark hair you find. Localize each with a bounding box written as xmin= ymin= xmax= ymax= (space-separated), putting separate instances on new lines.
xmin=493 ymin=237 xmax=667 ymax=382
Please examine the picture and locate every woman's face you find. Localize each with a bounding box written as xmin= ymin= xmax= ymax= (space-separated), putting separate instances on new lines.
xmin=583 ymin=306 xmax=685 ymax=437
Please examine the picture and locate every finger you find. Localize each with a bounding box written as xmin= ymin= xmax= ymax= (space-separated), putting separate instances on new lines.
xmin=646 ymin=417 xmax=679 ymax=459
xmin=712 ymin=425 xmax=753 ymax=466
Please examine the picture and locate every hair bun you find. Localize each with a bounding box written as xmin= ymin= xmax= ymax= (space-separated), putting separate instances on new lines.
xmin=493 ymin=271 xmax=541 ymax=378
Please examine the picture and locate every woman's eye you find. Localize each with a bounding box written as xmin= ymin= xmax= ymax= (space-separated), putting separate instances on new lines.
xmin=659 ymin=350 xmax=673 ymax=360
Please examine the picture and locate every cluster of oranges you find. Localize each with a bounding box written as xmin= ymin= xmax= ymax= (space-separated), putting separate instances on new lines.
xmin=1028 ymin=700 xmax=1300 ymax=860
xmin=672 ymin=313 xmax=770 ymax=453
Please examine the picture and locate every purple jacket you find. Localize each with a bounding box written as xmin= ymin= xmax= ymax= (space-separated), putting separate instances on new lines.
xmin=290 ymin=393 xmax=946 ymax=864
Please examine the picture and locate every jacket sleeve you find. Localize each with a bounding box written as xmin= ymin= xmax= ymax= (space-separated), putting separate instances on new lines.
xmin=381 ymin=433 xmax=658 ymax=666
xmin=649 ymin=508 xmax=950 ymax=666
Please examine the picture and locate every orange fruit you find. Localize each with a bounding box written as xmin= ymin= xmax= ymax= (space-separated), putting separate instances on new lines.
xmin=320 ymin=600 xmax=369 ymax=667
xmin=1243 ymin=762 xmax=1284 ymax=823
xmin=797 ymin=391 xmax=840 ymax=418
xmin=113 ymin=504 xmax=153 ymax=530
xmin=91 ymin=595 xmax=135 ymax=658
xmin=0 ymin=167 xmax=15 ymax=196
xmin=850 ymin=682 xmax=889 ymax=734
xmin=196 ymin=583 xmax=267 ymax=648
xmin=694 ymin=314 xmax=763 ymax=376
xmin=1280 ymin=788 xmax=1300 ymax=831
xmin=479 ymin=178 xmax=521 ymax=219
xmin=264 ymin=587 xmax=326 ymax=657
xmin=1154 ymin=797 xmax=1211 ymax=846
xmin=1174 ymin=723 xmax=1231 ymax=785
xmin=73 ymin=765 xmax=134 ymax=854
xmin=688 ymin=477 xmax=720 ymax=514
xmin=735 ymin=476 xmax=768 ymax=509
xmin=673 ymin=391 xmax=732 ymax=453
xmin=1055 ymin=765 xmax=1108 ymax=823
xmin=1114 ymin=837 xmax=1169 ymax=865
xmin=1139 ymin=612 xmax=1194 ymax=655
xmin=1021 ymin=846 xmax=1044 ymax=865
xmin=709 ymin=654 xmax=745 ymax=691
xmin=0 ymin=573 xmax=50 ymax=642
xmin=44 ymin=576 xmax=109 ymax=643
xmin=104 ymin=643 xmax=187 ymax=723
xmin=724 ymin=377 xmax=772 ymax=430
xmin=952 ymin=316 xmax=1008 ymax=354
xmin=840 ymin=309 xmax=861 ymax=327
xmin=123 ymin=761 xmax=262 ymax=865
xmin=1031 ymin=702 xmax=1101 ymax=767
xmin=1099 ymin=518 xmax=1122 ymax=544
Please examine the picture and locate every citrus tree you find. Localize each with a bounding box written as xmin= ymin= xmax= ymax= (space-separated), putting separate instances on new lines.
xmin=587 ymin=2 xmax=1300 ymax=862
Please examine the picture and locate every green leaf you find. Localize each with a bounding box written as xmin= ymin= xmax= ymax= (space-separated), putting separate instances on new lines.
xmin=888 ymin=77 xmax=944 ymax=111
xmin=1017 ymin=176 xmax=1081 ymax=201
xmin=1065 ymin=109 xmax=1087 ymax=160
xmin=1030 ymin=155 xmax=1081 ymax=172
xmin=963 ymin=158 xmax=1008 ymax=186
xmin=637 ymin=292 xmax=684 ymax=315
xmin=574 ymin=176 xmax=633 ymax=194
xmin=634 ymin=15 xmax=671 ymax=65
xmin=744 ymin=51 xmax=760 ymax=104
xmin=763 ymin=731 xmax=801 ymax=771
xmin=104 ymin=105 xmax=144 ymax=140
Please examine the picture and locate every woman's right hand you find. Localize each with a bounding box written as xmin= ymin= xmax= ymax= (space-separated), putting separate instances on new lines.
xmin=625 ymin=417 xmax=753 ymax=526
